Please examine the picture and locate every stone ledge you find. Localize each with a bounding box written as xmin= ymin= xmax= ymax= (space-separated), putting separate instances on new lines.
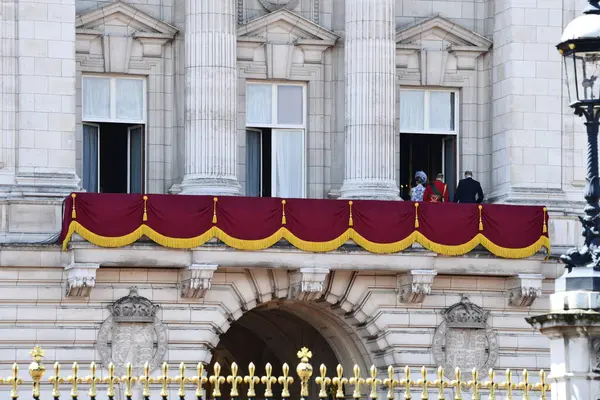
xmin=64 ymin=263 xmax=99 ymax=297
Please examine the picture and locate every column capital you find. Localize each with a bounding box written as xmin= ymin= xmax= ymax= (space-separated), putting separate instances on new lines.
xmin=64 ymin=263 xmax=100 ymax=297
xmin=180 ymin=264 xmax=218 ymax=299
xmin=507 ymin=273 xmax=544 ymax=307
xmin=288 ymin=267 xmax=330 ymax=301
xmin=397 ymin=270 xmax=437 ymax=303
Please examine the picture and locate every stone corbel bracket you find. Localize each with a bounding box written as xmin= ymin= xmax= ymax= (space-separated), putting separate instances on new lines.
xmin=507 ymin=273 xmax=544 ymax=307
xmin=180 ymin=264 xmax=218 ymax=299
xmin=288 ymin=267 xmax=330 ymax=301
xmin=65 ymin=263 xmax=100 ymax=297
xmin=397 ymin=270 xmax=438 ymax=303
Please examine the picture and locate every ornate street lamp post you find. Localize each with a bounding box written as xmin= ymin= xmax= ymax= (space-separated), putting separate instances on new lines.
xmin=527 ymin=2 xmax=600 ymax=399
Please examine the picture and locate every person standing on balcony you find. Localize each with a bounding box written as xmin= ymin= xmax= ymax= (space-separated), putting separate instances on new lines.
xmin=410 ymin=171 xmax=427 ymax=202
xmin=453 ymin=171 xmax=484 ymax=203
xmin=424 ymin=173 xmax=449 ymax=203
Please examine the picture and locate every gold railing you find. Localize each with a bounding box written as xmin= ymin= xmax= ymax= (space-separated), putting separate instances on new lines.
xmin=0 ymin=347 xmax=550 ymax=399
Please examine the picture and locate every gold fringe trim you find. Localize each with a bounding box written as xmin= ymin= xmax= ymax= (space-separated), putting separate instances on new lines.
xmin=543 ymin=207 xmax=548 ymax=233
xmin=414 ymin=203 xmax=419 ymax=229
xmin=212 ymin=197 xmax=218 ymax=224
xmin=478 ymin=205 xmax=483 ymax=231
xmin=281 ymin=200 xmax=287 ymax=225
xmin=348 ymin=201 xmax=354 ymax=227
xmin=142 ymin=196 xmax=148 ymax=222
xmin=71 ymin=193 xmax=77 ymax=219
xmin=61 ymin=221 xmax=551 ymax=259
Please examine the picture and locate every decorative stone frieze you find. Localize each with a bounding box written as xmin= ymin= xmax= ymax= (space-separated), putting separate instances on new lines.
xmin=432 ymin=296 xmax=498 ymax=378
xmin=180 ymin=264 xmax=218 ymax=299
xmin=397 ymin=270 xmax=437 ymax=303
xmin=64 ymin=263 xmax=99 ymax=297
xmin=507 ymin=273 xmax=544 ymax=307
xmin=288 ymin=268 xmax=330 ymax=301
xmin=97 ymin=287 xmax=167 ymax=375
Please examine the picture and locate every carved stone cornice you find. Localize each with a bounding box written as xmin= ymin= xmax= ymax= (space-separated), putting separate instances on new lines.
xmin=288 ymin=267 xmax=330 ymax=301
xmin=180 ymin=264 xmax=218 ymax=299
xmin=507 ymin=273 xmax=544 ymax=307
xmin=64 ymin=263 xmax=99 ymax=297
xmin=397 ymin=270 xmax=437 ymax=303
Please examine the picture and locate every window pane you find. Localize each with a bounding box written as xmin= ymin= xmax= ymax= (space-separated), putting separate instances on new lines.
xmin=246 ymin=130 xmax=262 ymax=197
xmin=82 ymin=124 xmax=99 ymax=192
xmin=129 ymin=126 xmax=144 ymax=194
xmin=400 ymin=90 xmax=424 ymax=130
xmin=277 ymin=85 xmax=303 ymax=125
xmin=429 ymin=91 xmax=455 ymax=131
xmin=246 ymin=84 xmax=272 ymax=125
xmin=116 ymin=79 xmax=144 ymax=121
xmin=273 ymin=130 xmax=303 ymax=198
xmin=83 ymin=77 xmax=110 ymax=120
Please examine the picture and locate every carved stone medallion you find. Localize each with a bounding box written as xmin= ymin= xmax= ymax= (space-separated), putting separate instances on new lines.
xmin=432 ymin=296 xmax=498 ymax=378
xmin=96 ymin=287 xmax=168 ymax=375
xmin=258 ymin=0 xmax=300 ymax=12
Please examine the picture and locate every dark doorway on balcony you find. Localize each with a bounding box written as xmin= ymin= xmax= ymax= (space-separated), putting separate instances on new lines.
xmin=400 ymin=133 xmax=457 ymax=201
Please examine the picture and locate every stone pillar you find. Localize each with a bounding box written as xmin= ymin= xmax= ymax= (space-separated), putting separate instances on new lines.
xmin=339 ymin=0 xmax=399 ymax=200
xmin=180 ymin=0 xmax=240 ymax=196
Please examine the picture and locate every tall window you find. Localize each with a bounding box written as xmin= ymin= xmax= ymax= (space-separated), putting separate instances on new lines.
xmin=245 ymin=82 xmax=306 ymax=198
xmin=82 ymin=76 xmax=146 ymax=194
xmin=399 ymin=88 xmax=459 ymax=200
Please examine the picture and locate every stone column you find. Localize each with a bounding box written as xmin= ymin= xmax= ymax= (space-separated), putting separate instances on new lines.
xmin=339 ymin=0 xmax=399 ymax=200
xmin=180 ymin=0 xmax=240 ymax=196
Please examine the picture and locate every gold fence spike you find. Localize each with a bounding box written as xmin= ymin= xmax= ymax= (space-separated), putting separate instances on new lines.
xmin=122 ymin=363 xmax=137 ymax=398
xmin=296 ymin=347 xmax=313 ymax=398
xmin=85 ymin=362 xmax=102 ymax=398
xmin=331 ymin=364 xmax=347 ymax=399
xmin=348 ymin=365 xmax=364 ymax=399
xmin=28 ymin=346 xmax=46 ymax=398
xmin=279 ymin=363 xmax=294 ymax=398
xmin=244 ymin=363 xmax=260 ymax=397
xmin=103 ymin=362 xmax=119 ymax=397
xmin=449 ymin=367 xmax=467 ymax=400
xmin=49 ymin=362 xmax=64 ymax=398
xmin=482 ymin=369 xmax=498 ymax=400
xmin=517 ymin=369 xmax=532 ymax=400
xmin=366 ymin=365 xmax=381 ymax=399
xmin=192 ymin=363 xmax=208 ymax=398
xmin=227 ymin=362 xmax=243 ymax=397
xmin=8 ymin=363 xmax=23 ymax=400
xmin=210 ymin=362 xmax=226 ymax=398
xmin=139 ymin=362 xmax=153 ymax=398
xmin=384 ymin=366 xmax=399 ymax=400
xmin=176 ymin=362 xmax=191 ymax=398
xmin=316 ymin=364 xmax=332 ymax=398
xmin=431 ymin=366 xmax=447 ymax=400
xmin=399 ymin=366 xmax=410 ymax=400
xmin=262 ymin=363 xmax=277 ymax=397
xmin=66 ymin=362 xmax=82 ymax=398
xmin=414 ymin=366 xmax=428 ymax=400
xmin=157 ymin=362 xmax=172 ymax=398
xmin=499 ymin=369 xmax=514 ymax=400
xmin=467 ymin=368 xmax=482 ymax=400
xmin=534 ymin=370 xmax=550 ymax=400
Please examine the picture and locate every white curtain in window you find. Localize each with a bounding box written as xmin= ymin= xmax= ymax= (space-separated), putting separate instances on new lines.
xmin=429 ymin=91 xmax=453 ymax=131
xmin=128 ymin=126 xmax=144 ymax=194
xmin=116 ymin=79 xmax=144 ymax=121
xmin=273 ymin=130 xmax=303 ymax=198
xmin=246 ymin=130 xmax=262 ymax=197
xmin=277 ymin=85 xmax=303 ymax=125
xmin=400 ymin=90 xmax=425 ymax=131
xmin=83 ymin=77 xmax=110 ymax=120
xmin=246 ymin=84 xmax=272 ymax=125
xmin=82 ymin=124 xmax=99 ymax=192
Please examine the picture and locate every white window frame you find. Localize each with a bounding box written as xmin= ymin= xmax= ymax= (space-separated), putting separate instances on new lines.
xmin=82 ymin=74 xmax=147 ymax=124
xmin=245 ymin=128 xmax=264 ymax=196
xmin=245 ymin=81 xmax=307 ymax=198
xmin=82 ymin=122 xmax=101 ymax=193
xmin=127 ymin=125 xmax=144 ymax=194
xmin=399 ymin=88 xmax=459 ymax=135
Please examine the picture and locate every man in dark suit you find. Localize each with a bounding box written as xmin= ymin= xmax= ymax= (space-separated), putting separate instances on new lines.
xmin=454 ymin=171 xmax=484 ymax=203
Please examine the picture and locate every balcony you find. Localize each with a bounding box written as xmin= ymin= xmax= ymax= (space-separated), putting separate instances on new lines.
xmin=60 ymin=193 xmax=550 ymax=269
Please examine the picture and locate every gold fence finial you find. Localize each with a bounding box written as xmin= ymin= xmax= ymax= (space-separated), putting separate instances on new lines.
xmin=49 ymin=362 xmax=64 ymax=398
xmin=297 ymin=347 xmax=313 ymax=398
xmin=244 ymin=362 xmax=260 ymax=397
xmin=209 ymin=362 xmax=226 ymax=398
xmin=399 ymin=366 xmax=410 ymax=400
xmin=227 ymin=362 xmax=243 ymax=397
xmin=122 ymin=363 xmax=137 ymax=398
xmin=332 ymin=365 xmax=347 ymax=399
xmin=534 ymin=370 xmax=550 ymax=400
xmin=499 ymin=369 xmax=514 ymax=400
xmin=432 ymin=366 xmax=447 ymax=400
xmin=349 ymin=365 xmax=364 ymax=399
xmin=516 ymin=369 xmax=532 ymax=400
xmin=103 ymin=362 xmax=119 ymax=397
xmin=7 ymin=363 xmax=22 ymax=399
xmin=85 ymin=362 xmax=101 ymax=398
xmin=192 ymin=363 xmax=208 ymax=398
xmin=157 ymin=362 xmax=172 ymax=397
xmin=176 ymin=363 xmax=190 ymax=398
xmin=66 ymin=362 xmax=82 ymax=399
xmin=415 ymin=366 xmax=428 ymax=400
xmin=468 ymin=368 xmax=482 ymax=400
xmin=383 ymin=366 xmax=398 ymax=400
xmin=279 ymin=363 xmax=294 ymax=398
xmin=262 ymin=363 xmax=277 ymax=397
xmin=450 ymin=367 xmax=467 ymax=400
xmin=316 ymin=364 xmax=332 ymax=398
xmin=28 ymin=346 xmax=46 ymax=398
xmin=366 ymin=365 xmax=381 ymax=399
xmin=482 ymin=368 xmax=498 ymax=400
xmin=140 ymin=362 xmax=153 ymax=398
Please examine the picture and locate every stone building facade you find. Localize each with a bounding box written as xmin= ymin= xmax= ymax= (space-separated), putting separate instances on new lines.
xmin=0 ymin=0 xmax=590 ymax=397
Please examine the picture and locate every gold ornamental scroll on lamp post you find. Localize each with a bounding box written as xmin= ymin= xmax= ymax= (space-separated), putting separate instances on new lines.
xmin=0 ymin=346 xmax=551 ymax=399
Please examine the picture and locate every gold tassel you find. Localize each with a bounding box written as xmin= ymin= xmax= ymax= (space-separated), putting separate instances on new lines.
xmin=414 ymin=203 xmax=419 ymax=229
xmin=543 ymin=207 xmax=548 ymax=233
xmin=142 ymin=196 xmax=148 ymax=222
xmin=281 ymin=200 xmax=287 ymax=225
xmin=478 ymin=205 xmax=484 ymax=231
xmin=71 ymin=193 xmax=77 ymax=219
xmin=348 ymin=201 xmax=354 ymax=227
xmin=212 ymin=197 xmax=218 ymax=224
